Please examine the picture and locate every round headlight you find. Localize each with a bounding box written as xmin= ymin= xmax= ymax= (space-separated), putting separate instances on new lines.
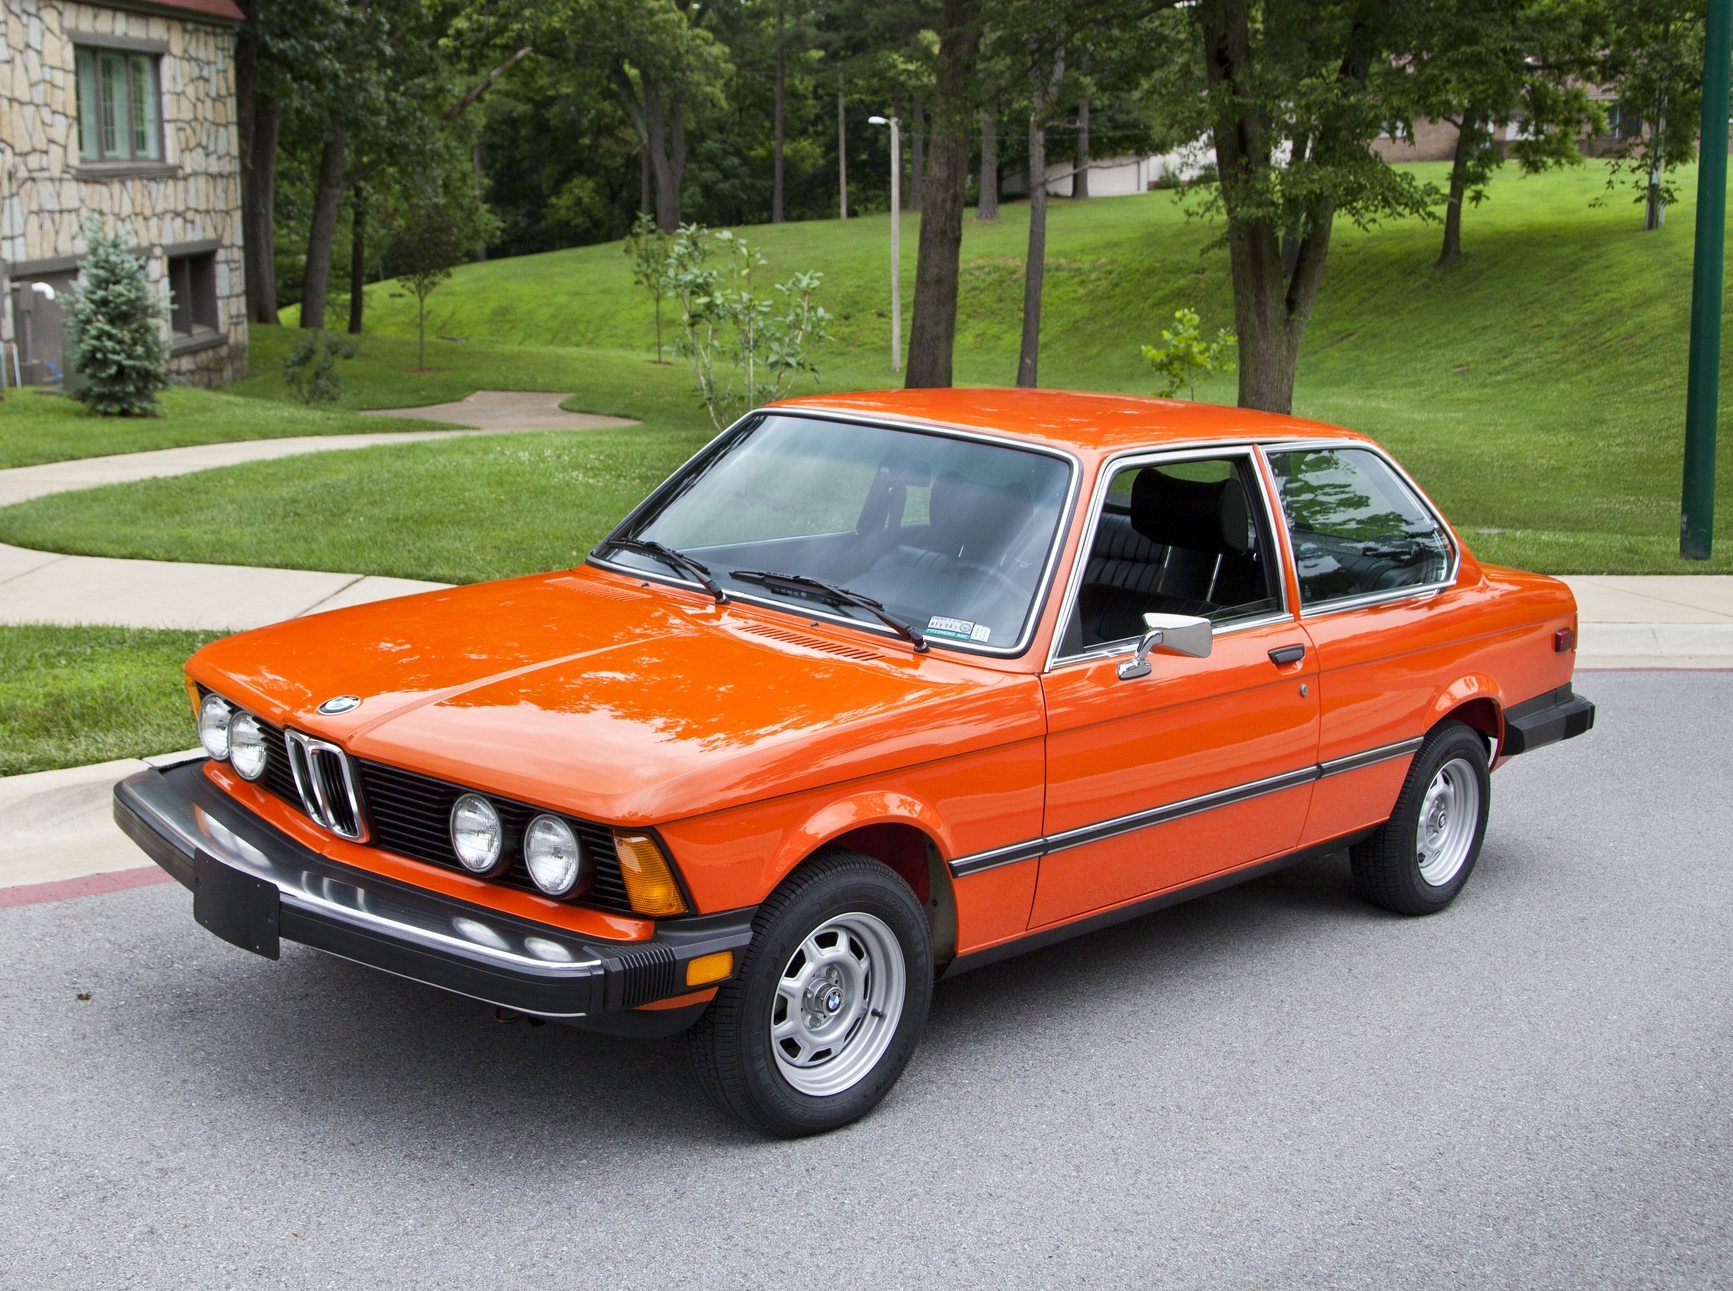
xmin=524 ymin=814 xmax=592 ymax=898
xmin=198 ymin=693 xmax=231 ymax=760
xmin=450 ymin=793 xmax=504 ymax=874
xmin=229 ymin=713 xmax=268 ymax=781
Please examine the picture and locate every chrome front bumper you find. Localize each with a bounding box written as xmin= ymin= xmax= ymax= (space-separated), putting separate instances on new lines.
xmin=114 ymin=761 xmax=754 ymax=1027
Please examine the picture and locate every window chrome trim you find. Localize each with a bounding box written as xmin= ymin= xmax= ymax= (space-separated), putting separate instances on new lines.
xmin=1259 ymin=439 xmax=1462 ymax=619
xmin=589 ymin=407 xmax=1085 ymax=660
xmin=1044 ymin=442 xmax=1295 ymax=672
xmin=948 ymin=737 xmax=1426 ymax=878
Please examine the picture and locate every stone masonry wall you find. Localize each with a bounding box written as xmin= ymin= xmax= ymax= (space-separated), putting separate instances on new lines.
xmin=0 ymin=0 xmax=246 ymax=385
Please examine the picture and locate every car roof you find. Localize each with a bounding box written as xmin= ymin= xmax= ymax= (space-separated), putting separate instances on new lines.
xmin=770 ymin=388 xmax=1371 ymax=456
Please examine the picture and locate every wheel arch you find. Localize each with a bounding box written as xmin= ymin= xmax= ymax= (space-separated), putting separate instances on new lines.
xmin=1430 ymin=673 xmax=1505 ymax=756
xmin=765 ymin=795 xmax=958 ymax=970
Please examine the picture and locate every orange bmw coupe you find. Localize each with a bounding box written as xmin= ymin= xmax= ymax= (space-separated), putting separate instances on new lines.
xmin=116 ymin=389 xmax=1593 ymax=1135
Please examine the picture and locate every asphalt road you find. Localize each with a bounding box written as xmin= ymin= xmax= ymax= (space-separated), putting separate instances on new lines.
xmin=2 ymin=669 xmax=1728 ymax=1290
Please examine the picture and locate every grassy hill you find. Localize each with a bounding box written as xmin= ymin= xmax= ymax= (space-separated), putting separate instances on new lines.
xmin=266 ymin=159 xmax=1732 ymax=573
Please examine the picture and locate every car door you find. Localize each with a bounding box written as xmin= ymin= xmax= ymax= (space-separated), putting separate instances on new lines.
xmin=1033 ymin=448 xmax=1320 ymax=929
xmin=1260 ymin=443 xmax=1466 ymax=847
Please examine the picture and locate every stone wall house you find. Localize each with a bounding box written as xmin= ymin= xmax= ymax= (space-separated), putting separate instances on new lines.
xmin=0 ymin=0 xmax=246 ymax=388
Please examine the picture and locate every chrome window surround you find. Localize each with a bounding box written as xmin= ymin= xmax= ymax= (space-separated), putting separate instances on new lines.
xmin=284 ymin=729 xmax=369 ymax=843
xmin=1045 ymin=443 xmax=1295 ymax=671
xmin=1260 ymin=438 xmax=1462 ymax=620
xmin=590 ymin=407 xmax=1085 ymax=660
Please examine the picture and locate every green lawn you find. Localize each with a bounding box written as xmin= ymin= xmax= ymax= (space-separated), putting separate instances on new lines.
xmin=0 ymin=382 xmax=467 ymax=472
xmin=0 ymin=624 xmax=221 ymax=775
xmin=4 ymin=160 xmax=1732 ymax=575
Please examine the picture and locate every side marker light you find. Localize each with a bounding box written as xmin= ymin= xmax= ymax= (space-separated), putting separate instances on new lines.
xmin=686 ymin=950 xmax=733 ymax=987
xmin=1554 ymin=626 xmax=1575 ymax=653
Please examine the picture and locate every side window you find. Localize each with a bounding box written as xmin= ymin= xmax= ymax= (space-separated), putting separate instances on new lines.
xmin=1059 ymin=454 xmax=1283 ymax=656
xmin=1266 ymin=448 xmax=1452 ymax=608
xmin=75 ymin=48 xmax=162 ymax=163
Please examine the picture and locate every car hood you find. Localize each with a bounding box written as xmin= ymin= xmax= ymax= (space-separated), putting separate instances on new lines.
xmin=187 ymin=569 xmax=1043 ymax=823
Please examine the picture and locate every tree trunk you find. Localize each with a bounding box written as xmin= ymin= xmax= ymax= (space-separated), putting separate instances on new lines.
xmin=641 ymin=145 xmax=652 ymax=218
xmin=300 ymin=123 xmax=348 ymax=332
xmin=348 ymin=185 xmax=366 ymax=334
xmin=671 ymin=100 xmax=687 ymax=218
xmin=910 ymin=95 xmax=925 ymax=210
xmin=235 ymin=4 xmax=279 ymax=325
xmin=904 ymin=0 xmax=983 ymax=388
xmin=471 ymin=138 xmax=487 ymax=260
xmin=1073 ymin=95 xmax=1089 ymax=199
xmin=773 ymin=5 xmax=785 ymax=223
xmin=1017 ymin=50 xmax=1061 ymax=389
xmin=1200 ymin=0 xmax=1367 ymax=413
xmin=1437 ymin=116 xmax=1475 ymax=267
xmin=977 ymin=107 xmax=998 ymax=218
xmin=642 ymin=76 xmax=685 ymax=232
xmin=838 ymin=84 xmax=848 ymax=218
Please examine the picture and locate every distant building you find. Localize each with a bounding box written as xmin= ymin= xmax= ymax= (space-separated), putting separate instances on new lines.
xmin=0 ymin=0 xmax=247 ymax=389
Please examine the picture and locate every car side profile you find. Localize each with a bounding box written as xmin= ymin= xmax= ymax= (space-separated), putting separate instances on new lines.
xmin=115 ymin=388 xmax=1594 ymax=1136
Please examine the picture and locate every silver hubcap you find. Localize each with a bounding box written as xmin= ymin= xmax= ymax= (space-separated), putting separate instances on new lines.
xmin=1416 ymin=757 xmax=1480 ymax=887
xmin=770 ymin=911 xmax=906 ymax=1097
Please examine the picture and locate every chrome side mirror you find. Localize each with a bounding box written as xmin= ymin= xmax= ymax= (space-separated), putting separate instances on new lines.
xmin=1117 ymin=613 xmax=1213 ymax=679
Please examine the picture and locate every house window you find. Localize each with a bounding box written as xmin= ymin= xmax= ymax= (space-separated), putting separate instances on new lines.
xmin=168 ymin=252 xmax=219 ymax=337
xmin=75 ymin=48 xmax=161 ymax=162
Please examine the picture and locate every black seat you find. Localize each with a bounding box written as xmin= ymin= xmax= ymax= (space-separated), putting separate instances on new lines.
xmin=1070 ymin=468 xmax=1269 ymax=648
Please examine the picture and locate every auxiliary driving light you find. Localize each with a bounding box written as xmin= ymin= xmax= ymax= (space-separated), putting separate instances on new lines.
xmin=450 ymin=793 xmax=505 ymax=874
xmin=613 ymin=832 xmax=688 ymax=916
xmin=524 ymin=814 xmax=592 ymax=898
xmin=229 ymin=712 xmax=268 ymax=781
xmin=198 ymin=693 xmax=232 ymax=760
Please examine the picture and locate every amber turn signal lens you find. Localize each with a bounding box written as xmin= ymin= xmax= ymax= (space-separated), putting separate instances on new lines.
xmin=185 ymin=677 xmax=202 ymax=719
xmin=613 ymin=832 xmax=688 ymax=916
xmin=685 ymin=950 xmax=733 ymax=987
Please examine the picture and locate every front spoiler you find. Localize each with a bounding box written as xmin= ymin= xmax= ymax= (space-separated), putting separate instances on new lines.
xmin=114 ymin=762 xmax=754 ymax=1025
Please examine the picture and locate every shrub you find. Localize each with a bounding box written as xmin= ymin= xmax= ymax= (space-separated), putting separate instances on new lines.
xmin=282 ymin=329 xmax=358 ymax=404
xmin=1142 ymin=307 xmax=1237 ymax=400
xmin=64 ymin=222 xmax=169 ymax=416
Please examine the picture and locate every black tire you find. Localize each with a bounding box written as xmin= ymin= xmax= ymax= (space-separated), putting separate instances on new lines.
xmin=1350 ymin=721 xmax=1491 ymax=916
xmin=687 ymin=847 xmax=932 ymax=1137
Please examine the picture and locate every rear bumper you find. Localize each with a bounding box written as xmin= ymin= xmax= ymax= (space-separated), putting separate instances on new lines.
xmin=114 ymin=761 xmax=753 ymax=1028
xmin=1502 ymin=685 xmax=1596 ymax=757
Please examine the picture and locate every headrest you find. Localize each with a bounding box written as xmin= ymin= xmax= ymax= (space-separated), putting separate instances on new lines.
xmin=930 ymin=471 xmax=1033 ymax=557
xmin=1129 ymin=469 xmax=1250 ymax=555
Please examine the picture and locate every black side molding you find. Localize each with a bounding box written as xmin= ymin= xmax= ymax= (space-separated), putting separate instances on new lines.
xmin=1501 ymin=684 xmax=1595 ymax=757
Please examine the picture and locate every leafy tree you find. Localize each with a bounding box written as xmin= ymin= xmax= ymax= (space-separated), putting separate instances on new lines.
xmin=1142 ymin=308 xmax=1238 ymax=400
xmin=64 ymin=224 xmax=169 ymax=417
xmin=1177 ymin=0 xmax=1441 ymax=413
xmin=1399 ymin=0 xmax=1606 ymax=266
xmin=1600 ymin=0 xmax=1708 ymax=229
xmin=385 ymin=184 xmax=502 ymax=370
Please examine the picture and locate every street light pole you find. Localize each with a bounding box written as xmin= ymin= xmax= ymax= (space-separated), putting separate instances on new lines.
xmin=869 ymin=114 xmax=901 ymax=373
xmin=1681 ymin=0 xmax=1733 ymax=559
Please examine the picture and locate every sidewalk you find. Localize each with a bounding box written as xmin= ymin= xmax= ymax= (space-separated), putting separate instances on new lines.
xmin=1559 ymin=576 xmax=1733 ymax=668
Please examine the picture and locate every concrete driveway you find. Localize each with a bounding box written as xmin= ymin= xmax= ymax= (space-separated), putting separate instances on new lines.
xmin=0 ymin=669 xmax=1727 ymax=1289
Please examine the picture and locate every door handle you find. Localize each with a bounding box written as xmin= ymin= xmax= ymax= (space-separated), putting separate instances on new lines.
xmin=1268 ymin=644 xmax=1306 ymax=666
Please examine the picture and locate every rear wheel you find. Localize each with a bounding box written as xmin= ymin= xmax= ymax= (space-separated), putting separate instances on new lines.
xmin=1351 ymin=721 xmax=1491 ymax=916
xmin=687 ymin=848 xmax=932 ymax=1137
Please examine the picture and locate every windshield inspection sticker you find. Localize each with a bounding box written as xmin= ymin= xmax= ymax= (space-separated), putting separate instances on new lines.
xmin=927 ymin=616 xmax=993 ymax=643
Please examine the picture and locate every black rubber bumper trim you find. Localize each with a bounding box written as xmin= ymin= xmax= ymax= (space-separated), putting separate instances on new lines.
xmin=1501 ymin=684 xmax=1596 ymax=757
xmin=113 ymin=761 xmax=754 ymax=1020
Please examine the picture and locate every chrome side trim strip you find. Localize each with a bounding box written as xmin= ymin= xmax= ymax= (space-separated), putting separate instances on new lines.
xmin=1318 ymin=737 xmax=1425 ymax=778
xmin=948 ymin=737 xmax=1425 ymax=878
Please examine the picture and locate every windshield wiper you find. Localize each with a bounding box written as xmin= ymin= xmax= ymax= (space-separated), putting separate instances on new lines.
xmin=595 ymin=538 xmax=728 ymax=603
xmin=730 ymin=570 xmax=929 ymax=652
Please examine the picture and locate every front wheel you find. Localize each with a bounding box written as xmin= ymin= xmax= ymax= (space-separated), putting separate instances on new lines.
xmin=687 ymin=848 xmax=932 ymax=1137
xmin=1351 ymin=721 xmax=1491 ymax=916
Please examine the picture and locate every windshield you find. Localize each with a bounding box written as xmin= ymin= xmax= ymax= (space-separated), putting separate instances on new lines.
xmin=597 ymin=414 xmax=1073 ymax=650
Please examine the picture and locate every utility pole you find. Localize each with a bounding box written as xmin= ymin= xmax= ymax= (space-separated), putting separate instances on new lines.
xmin=1681 ymin=0 xmax=1733 ymax=559
xmin=869 ymin=114 xmax=902 ymax=372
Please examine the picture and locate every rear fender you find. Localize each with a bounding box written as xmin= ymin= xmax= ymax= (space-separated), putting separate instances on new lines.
xmin=1431 ymin=673 xmax=1505 ymax=759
